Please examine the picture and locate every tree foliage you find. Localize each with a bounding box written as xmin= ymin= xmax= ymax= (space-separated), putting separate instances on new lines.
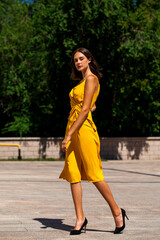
xmin=0 ymin=0 xmax=159 ymax=137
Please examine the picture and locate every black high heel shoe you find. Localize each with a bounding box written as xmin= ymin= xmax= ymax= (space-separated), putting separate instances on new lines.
xmin=114 ymin=208 xmax=129 ymax=234
xmin=70 ymin=218 xmax=88 ymax=235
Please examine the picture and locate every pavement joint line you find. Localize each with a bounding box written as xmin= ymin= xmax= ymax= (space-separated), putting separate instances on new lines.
xmin=0 ymin=180 xmax=160 ymax=183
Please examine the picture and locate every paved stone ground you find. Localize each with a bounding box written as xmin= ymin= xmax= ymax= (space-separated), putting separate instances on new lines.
xmin=0 ymin=160 xmax=160 ymax=240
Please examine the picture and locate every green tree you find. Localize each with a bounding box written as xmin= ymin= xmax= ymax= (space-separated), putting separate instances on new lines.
xmin=0 ymin=0 xmax=159 ymax=137
xmin=0 ymin=0 xmax=33 ymax=137
xmin=110 ymin=0 xmax=160 ymax=136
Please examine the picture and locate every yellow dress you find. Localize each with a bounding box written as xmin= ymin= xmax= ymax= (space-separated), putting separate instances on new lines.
xmin=59 ymin=76 xmax=104 ymax=183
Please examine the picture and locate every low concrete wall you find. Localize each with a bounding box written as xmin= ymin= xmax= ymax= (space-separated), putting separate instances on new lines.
xmin=0 ymin=137 xmax=63 ymax=160
xmin=0 ymin=137 xmax=159 ymax=160
xmin=100 ymin=137 xmax=160 ymax=160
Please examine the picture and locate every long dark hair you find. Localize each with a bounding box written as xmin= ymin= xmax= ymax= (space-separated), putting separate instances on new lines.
xmin=70 ymin=47 xmax=103 ymax=80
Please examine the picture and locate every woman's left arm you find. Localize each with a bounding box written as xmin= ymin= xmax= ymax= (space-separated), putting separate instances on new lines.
xmin=61 ymin=75 xmax=98 ymax=152
xmin=91 ymin=103 xmax=96 ymax=112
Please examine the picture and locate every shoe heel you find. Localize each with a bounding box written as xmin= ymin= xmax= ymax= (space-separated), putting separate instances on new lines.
xmin=125 ymin=212 xmax=129 ymax=220
xmin=84 ymin=225 xmax=86 ymax=232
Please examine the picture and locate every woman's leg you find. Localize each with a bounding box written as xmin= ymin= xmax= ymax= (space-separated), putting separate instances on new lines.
xmin=70 ymin=182 xmax=85 ymax=230
xmin=93 ymin=180 xmax=123 ymax=227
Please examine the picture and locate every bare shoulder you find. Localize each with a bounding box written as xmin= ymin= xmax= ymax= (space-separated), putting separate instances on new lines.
xmin=86 ymin=74 xmax=98 ymax=85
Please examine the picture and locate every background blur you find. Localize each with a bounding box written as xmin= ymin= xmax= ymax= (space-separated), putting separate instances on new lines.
xmin=0 ymin=0 xmax=159 ymax=138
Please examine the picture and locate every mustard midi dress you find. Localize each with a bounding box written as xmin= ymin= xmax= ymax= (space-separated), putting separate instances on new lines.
xmin=59 ymin=77 xmax=104 ymax=183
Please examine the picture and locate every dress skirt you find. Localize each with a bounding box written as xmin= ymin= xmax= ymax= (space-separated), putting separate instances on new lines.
xmin=59 ymin=118 xmax=104 ymax=183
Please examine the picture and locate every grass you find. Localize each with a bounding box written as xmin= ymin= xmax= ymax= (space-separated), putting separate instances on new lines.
xmin=0 ymin=158 xmax=65 ymax=161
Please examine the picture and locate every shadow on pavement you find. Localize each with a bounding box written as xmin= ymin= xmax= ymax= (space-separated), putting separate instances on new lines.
xmin=104 ymin=168 xmax=160 ymax=177
xmin=33 ymin=218 xmax=72 ymax=231
xmin=33 ymin=218 xmax=113 ymax=233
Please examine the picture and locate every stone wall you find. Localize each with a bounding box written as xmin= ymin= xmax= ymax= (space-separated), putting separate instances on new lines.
xmin=0 ymin=137 xmax=63 ymax=160
xmin=0 ymin=137 xmax=159 ymax=160
xmin=100 ymin=137 xmax=160 ymax=160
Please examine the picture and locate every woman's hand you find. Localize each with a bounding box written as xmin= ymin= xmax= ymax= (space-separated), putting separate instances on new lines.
xmin=91 ymin=104 xmax=96 ymax=112
xmin=61 ymin=134 xmax=71 ymax=152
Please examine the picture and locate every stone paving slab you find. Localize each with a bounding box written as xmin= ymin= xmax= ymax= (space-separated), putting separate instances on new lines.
xmin=0 ymin=160 xmax=160 ymax=240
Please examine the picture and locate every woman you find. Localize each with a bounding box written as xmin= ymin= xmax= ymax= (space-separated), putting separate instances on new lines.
xmin=59 ymin=47 xmax=128 ymax=235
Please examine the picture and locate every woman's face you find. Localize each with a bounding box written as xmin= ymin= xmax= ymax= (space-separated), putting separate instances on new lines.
xmin=74 ymin=51 xmax=91 ymax=72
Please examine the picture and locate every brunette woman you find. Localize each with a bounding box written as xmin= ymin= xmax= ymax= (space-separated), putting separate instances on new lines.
xmin=59 ymin=47 xmax=128 ymax=235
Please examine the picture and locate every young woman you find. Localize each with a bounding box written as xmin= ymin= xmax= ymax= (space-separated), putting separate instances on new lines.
xmin=59 ymin=47 xmax=128 ymax=235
